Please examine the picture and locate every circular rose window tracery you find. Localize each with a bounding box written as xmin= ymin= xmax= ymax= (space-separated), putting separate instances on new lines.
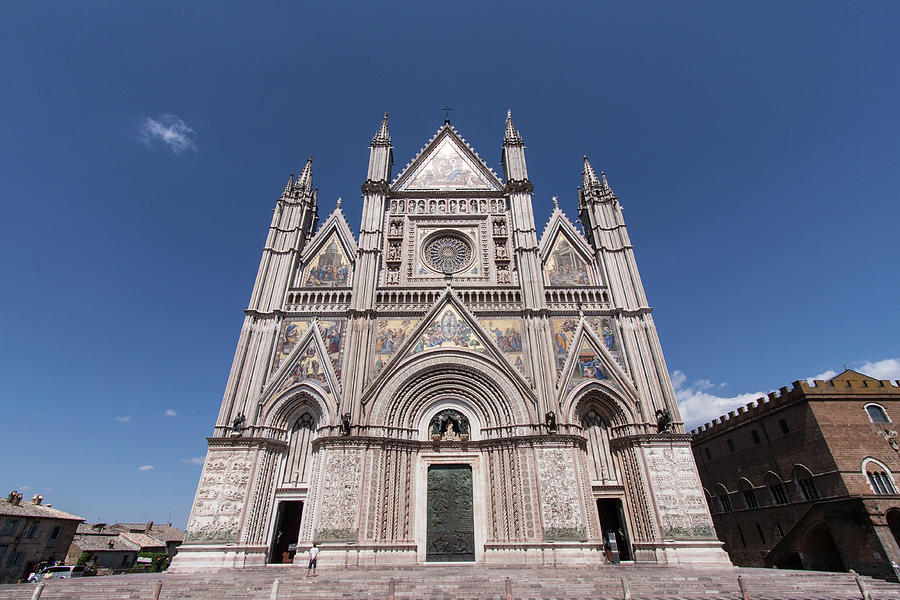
xmin=424 ymin=234 xmax=473 ymax=273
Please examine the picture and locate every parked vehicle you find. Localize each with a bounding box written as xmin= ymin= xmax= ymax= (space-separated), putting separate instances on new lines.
xmin=27 ymin=565 xmax=93 ymax=582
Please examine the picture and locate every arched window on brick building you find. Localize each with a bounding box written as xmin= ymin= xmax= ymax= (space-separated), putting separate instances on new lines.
xmin=863 ymin=458 xmax=897 ymax=495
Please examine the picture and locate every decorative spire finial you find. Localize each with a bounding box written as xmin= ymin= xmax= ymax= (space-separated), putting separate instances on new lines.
xmin=336 ymin=197 xmax=342 ymax=209
xmin=282 ymin=173 xmax=294 ymax=196
xmin=372 ymin=113 xmax=391 ymax=145
xmin=582 ymin=155 xmax=600 ymax=187
xmin=504 ymin=109 xmax=522 ymax=144
xmin=552 ymin=195 xmax=559 ymax=209
xmin=296 ymin=156 xmax=313 ymax=193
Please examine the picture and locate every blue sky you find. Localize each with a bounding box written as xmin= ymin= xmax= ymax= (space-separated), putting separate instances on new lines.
xmin=1 ymin=2 xmax=898 ymax=528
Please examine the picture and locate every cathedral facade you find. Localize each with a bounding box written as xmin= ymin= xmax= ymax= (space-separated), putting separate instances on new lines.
xmin=172 ymin=113 xmax=729 ymax=570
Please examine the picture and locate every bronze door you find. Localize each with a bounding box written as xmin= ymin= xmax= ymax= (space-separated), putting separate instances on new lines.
xmin=426 ymin=464 xmax=475 ymax=562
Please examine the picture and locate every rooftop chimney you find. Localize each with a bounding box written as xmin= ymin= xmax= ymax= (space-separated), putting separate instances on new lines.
xmin=146 ymin=521 xmax=153 ymax=532
xmin=31 ymin=494 xmax=43 ymax=505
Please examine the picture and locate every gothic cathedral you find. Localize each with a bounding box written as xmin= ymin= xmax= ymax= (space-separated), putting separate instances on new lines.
xmin=172 ymin=113 xmax=729 ymax=570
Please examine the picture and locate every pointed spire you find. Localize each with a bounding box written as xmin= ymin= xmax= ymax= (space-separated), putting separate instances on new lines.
xmin=504 ymin=109 xmax=523 ymax=144
xmin=335 ymin=197 xmax=342 ymax=210
xmin=282 ymin=173 xmax=294 ymax=196
xmin=600 ymin=171 xmax=615 ymax=196
xmin=552 ymin=195 xmax=559 ymax=209
xmin=582 ymin=155 xmax=601 ymax=188
xmin=296 ymin=156 xmax=313 ymax=194
xmin=372 ymin=112 xmax=391 ymax=146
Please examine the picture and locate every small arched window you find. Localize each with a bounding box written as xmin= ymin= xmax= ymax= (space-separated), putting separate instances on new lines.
xmin=865 ymin=403 xmax=891 ymax=424
xmin=765 ymin=472 xmax=789 ymax=505
xmin=716 ymin=484 xmax=733 ymax=513
xmin=863 ymin=459 xmax=897 ymax=495
xmin=739 ymin=478 xmax=759 ymax=509
xmin=792 ymin=465 xmax=820 ymax=501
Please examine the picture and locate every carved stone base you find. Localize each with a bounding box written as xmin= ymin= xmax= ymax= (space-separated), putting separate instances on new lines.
xmin=167 ymin=544 xmax=268 ymax=573
xmin=634 ymin=540 xmax=732 ymax=566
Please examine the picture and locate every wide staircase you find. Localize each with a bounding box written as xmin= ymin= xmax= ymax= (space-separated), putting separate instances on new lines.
xmin=2 ymin=565 xmax=900 ymax=599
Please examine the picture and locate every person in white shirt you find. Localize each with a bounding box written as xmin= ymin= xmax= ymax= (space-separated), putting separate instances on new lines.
xmin=306 ymin=543 xmax=319 ymax=577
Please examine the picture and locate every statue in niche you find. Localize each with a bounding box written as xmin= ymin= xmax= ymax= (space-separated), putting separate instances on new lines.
xmin=340 ymin=412 xmax=352 ymax=436
xmin=655 ymin=409 xmax=673 ymax=433
xmin=231 ymin=413 xmax=246 ymax=436
xmin=430 ymin=409 xmax=470 ymax=441
xmin=545 ymin=411 xmax=558 ymax=433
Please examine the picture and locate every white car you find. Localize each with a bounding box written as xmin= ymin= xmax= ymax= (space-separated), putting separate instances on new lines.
xmin=28 ymin=565 xmax=89 ymax=582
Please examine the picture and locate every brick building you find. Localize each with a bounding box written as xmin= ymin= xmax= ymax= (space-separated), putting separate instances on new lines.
xmin=691 ymin=369 xmax=900 ymax=580
xmin=0 ymin=491 xmax=82 ymax=583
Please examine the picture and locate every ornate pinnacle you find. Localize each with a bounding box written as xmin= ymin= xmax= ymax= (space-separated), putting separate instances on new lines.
xmin=372 ymin=112 xmax=391 ymax=146
xmin=600 ymin=171 xmax=616 ymax=198
xmin=582 ymin=155 xmax=601 ymax=189
xmin=296 ymin=156 xmax=313 ymax=194
xmin=282 ymin=173 xmax=294 ymax=196
xmin=504 ymin=109 xmax=523 ymax=144
xmin=552 ymin=195 xmax=559 ymax=209
xmin=336 ymin=197 xmax=342 ymax=209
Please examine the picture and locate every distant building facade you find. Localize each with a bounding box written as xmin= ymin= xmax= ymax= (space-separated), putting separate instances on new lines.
xmin=173 ymin=114 xmax=729 ymax=571
xmin=0 ymin=492 xmax=82 ymax=583
xmin=691 ymin=370 xmax=900 ymax=580
xmin=66 ymin=521 xmax=184 ymax=569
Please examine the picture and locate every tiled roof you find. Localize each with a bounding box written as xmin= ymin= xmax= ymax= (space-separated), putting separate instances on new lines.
xmin=76 ymin=523 xmax=115 ymax=535
xmin=0 ymin=500 xmax=82 ymax=521
xmin=119 ymin=532 xmax=166 ymax=550
xmin=71 ymin=533 xmax=139 ymax=552
xmin=111 ymin=522 xmax=184 ymax=543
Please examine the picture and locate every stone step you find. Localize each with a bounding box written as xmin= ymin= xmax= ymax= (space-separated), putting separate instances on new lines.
xmin=0 ymin=565 xmax=897 ymax=600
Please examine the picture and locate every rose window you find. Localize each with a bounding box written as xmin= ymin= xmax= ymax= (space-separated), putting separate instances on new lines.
xmin=424 ymin=234 xmax=473 ymax=273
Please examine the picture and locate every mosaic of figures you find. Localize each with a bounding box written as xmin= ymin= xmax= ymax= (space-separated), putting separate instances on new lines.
xmin=412 ymin=307 xmax=483 ymax=354
xmin=570 ymin=340 xmax=608 ymax=385
xmin=551 ymin=317 xmax=624 ymax=377
xmin=389 ymin=197 xmax=507 ymax=215
xmin=544 ymin=236 xmax=592 ymax=286
xmin=371 ymin=317 xmax=419 ymax=380
xmin=302 ymin=234 xmax=351 ymax=287
xmin=273 ymin=318 xmax=345 ymax=381
xmin=479 ymin=317 xmax=528 ymax=377
xmin=405 ymin=138 xmax=493 ymax=190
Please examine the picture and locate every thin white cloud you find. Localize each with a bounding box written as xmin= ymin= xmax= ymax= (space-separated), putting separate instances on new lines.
xmin=165 ymin=409 xmax=177 ymax=417
xmin=138 ymin=114 xmax=198 ymax=153
xmin=857 ymin=358 xmax=900 ymax=380
xmin=180 ymin=457 xmax=204 ymax=465
xmin=137 ymin=465 xmax=155 ymax=472
xmin=114 ymin=416 xmax=132 ymax=423
xmin=19 ymin=486 xmax=32 ymax=491
xmin=672 ymin=370 xmax=766 ymax=432
xmin=808 ymin=369 xmax=839 ymax=383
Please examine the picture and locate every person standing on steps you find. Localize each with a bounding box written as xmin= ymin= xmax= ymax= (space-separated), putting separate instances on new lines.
xmin=306 ymin=543 xmax=319 ymax=577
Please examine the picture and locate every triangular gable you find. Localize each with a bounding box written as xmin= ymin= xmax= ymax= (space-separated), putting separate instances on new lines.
xmin=298 ymin=207 xmax=357 ymax=288
xmin=262 ymin=323 xmax=342 ymax=403
xmin=361 ymin=290 xmax=532 ymax=404
xmin=540 ymin=219 xmax=596 ymax=286
xmin=556 ymin=320 xmax=638 ymax=403
xmin=538 ymin=207 xmax=594 ymax=260
xmin=829 ymin=368 xmax=880 ymax=383
xmin=392 ymin=127 xmax=504 ymax=192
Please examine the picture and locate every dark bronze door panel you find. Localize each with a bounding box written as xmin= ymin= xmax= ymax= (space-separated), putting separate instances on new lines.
xmin=426 ymin=464 xmax=475 ymax=562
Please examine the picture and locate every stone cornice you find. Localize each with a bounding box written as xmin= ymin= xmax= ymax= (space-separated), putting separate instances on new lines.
xmin=609 ymin=432 xmax=692 ymax=448
xmin=206 ymin=436 xmax=288 ymax=450
xmin=311 ymin=433 xmax=586 ymax=451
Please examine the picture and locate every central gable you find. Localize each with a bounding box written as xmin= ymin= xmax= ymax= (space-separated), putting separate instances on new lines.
xmin=393 ymin=127 xmax=504 ymax=192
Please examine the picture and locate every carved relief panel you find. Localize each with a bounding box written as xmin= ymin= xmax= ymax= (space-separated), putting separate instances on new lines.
xmin=536 ymin=447 xmax=586 ymax=540
xmin=643 ymin=445 xmax=715 ymax=539
xmin=184 ymin=449 xmax=254 ymax=544
xmin=313 ymin=449 xmax=363 ymax=542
